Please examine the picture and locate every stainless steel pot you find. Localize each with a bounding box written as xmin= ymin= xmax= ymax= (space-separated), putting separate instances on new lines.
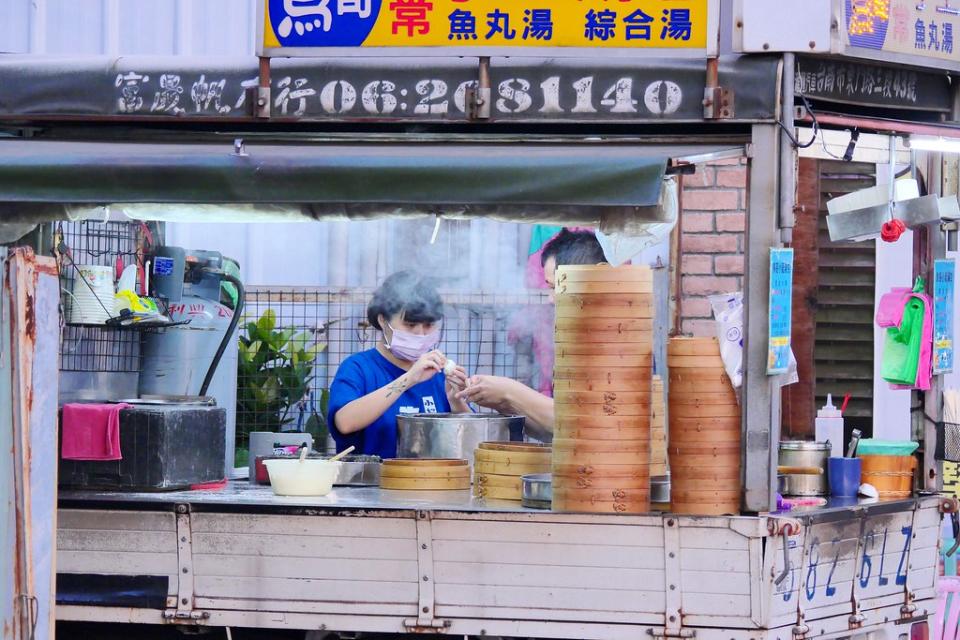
xmin=396 ymin=413 xmax=526 ymax=470
xmin=778 ymin=441 xmax=830 ymax=497
xmin=651 ymin=474 xmax=670 ymax=504
xmin=521 ymin=473 xmax=552 ymax=509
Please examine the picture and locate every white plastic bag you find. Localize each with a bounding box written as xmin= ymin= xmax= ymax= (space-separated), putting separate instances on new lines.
xmin=709 ymin=292 xmax=744 ymax=388
xmin=708 ymin=291 xmax=798 ymax=388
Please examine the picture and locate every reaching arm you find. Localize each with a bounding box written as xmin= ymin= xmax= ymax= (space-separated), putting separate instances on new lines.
xmin=458 ymin=375 xmax=554 ymax=437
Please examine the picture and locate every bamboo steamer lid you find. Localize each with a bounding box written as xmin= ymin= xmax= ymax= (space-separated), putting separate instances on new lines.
xmin=474 ymin=460 xmax=551 ymax=476
xmin=668 ymin=337 xmax=723 ymax=357
xmin=555 ymin=295 xmax=655 ymax=319
xmin=555 ymin=317 xmax=653 ymax=333
xmin=552 ymin=463 xmax=650 ymax=479
xmin=555 ymin=390 xmax=652 ymax=405
xmin=556 ymin=264 xmax=653 ymax=283
xmin=381 ymin=475 xmax=471 ymax=491
xmin=669 ymin=403 xmax=741 ymax=419
xmin=555 ymin=342 xmax=653 ymax=356
xmin=381 ymin=459 xmax=471 ymax=479
xmin=473 ymin=472 xmax=523 ymax=489
xmin=478 ymin=441 xmax=550 ymax=453
xmin=475 ymin=447 xmax=552 ymax=467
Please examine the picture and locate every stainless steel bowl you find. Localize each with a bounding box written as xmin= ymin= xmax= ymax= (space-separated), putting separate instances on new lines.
xmin=651 ymin=474 xmax=670 ymax=504
xmin=521 ymin=473 xmax=552 ymax=509
xmin=396 ymin=413 xmax=526 ymax=471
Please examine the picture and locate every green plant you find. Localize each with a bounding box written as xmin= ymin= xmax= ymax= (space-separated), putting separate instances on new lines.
xmin=236 ymin=309 xmax=326 ymax=445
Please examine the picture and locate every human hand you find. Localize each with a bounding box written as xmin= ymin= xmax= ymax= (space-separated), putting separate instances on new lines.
xmin=406 ymin=350 xmax=445 ymax=386
xmin=457 ymin=375 xmax=516 ymax=410
xmin=444 ymin=364 xmax=468 ymax=394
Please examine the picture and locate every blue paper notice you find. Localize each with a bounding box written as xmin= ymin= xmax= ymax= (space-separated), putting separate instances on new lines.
xmin=768 ymin=248 xmax=794 ymax=376
xmin=934 ymin=259 xmax=955 ymax=375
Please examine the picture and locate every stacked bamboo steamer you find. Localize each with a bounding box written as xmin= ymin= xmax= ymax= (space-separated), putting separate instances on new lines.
xmin=474 ymin=442 xmax=551 ymax=500
xmin=380 ymin=459 xmax=470 ymax=490
xmin=552 ymin=265 xmax=654 ymax=514
xmin=667 ymin=337 xmax=741 ymax=515
xmin=650 ymin=375 xmax=668 ymax=478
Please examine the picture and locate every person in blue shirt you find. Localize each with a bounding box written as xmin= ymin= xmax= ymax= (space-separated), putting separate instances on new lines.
xmin=327 ymin=271 xmax=469 ymax=458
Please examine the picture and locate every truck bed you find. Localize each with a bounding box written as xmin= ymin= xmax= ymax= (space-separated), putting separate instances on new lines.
xmin=56 ymin=485 xmax=943 ymax=640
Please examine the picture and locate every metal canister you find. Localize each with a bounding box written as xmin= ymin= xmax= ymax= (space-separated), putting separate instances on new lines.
xmin=778 ymin=441 xmax=831 ymax=497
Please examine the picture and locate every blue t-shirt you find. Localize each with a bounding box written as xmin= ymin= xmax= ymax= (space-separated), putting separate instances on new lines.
xmin=327 ymin=348 xmax=450 ymax=459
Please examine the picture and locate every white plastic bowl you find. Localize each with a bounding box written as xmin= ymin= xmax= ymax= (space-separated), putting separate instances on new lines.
xmin=263 ymin=459 xmax=340 ymax=496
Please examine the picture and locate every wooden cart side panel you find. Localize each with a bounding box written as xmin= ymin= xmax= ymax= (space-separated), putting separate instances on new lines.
xmin=432 ymin=517 xmax=667 ymax=625
xmin=189 ymin=513 xmax=420 ymax=616
xmin=56 ymin=509 xmax=179 ymax=598
xmin=678 ymin=525 xmax=757 ymax=623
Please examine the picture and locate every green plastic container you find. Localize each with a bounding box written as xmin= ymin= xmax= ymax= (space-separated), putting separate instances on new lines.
xmin=856 ymin=439 xmax=920 ymax=456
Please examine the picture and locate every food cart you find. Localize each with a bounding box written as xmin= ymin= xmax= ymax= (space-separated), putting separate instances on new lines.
xmin=0 ymin=1 xmax=958 ymax=638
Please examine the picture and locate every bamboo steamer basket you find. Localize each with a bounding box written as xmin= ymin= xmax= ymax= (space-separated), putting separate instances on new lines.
xmin=555 ymin=342 xmax=653 ymax=356
xmin=552 ymin=489 xmax=650 ymax=514
xmin=553 ymin=438 xmax=650 ymax=453
xmin=554 ymin=404 xmax=652 ymax=418
xmin=554 ymin=317 xmax=653 ymax=333
xmin=474 ymin=460 xmax=552 ymax=476
xmin=553 ymin=450 xmax=651 ymax=466
xmin=554 ymin=352 xmax=653 ymax=368
xmin=554 ymin=390 xmax=652 ymax=405
xmin=668 ymin=373 xmax=735 ymax=391
xmin=553 ymin=377 xmax=651 ymax=393
xmin=556 ymin=264 xmax=653 ymax=283
xmin=667 ymin=338 xmax=726 ymax=357
xmin=554 ymin=415 xmax=647 ymax=430
xmin=860 ymin=455 xmax=916 ymax=498
xmin=667 ymin=356 xmax=727 ymax=370
xmin=475 ymin=447 xmax=552 ymax=466
xmin=475 ymin=484 xmax=526 ymax=500
xmin=556 ymin=329 xmax=654 ymax=344
xmin=557 ymin=280 xmax=653 ymax=295
xmin=554 ymin=425 xmax=650 ymax=441
xmin=555 ymin=295 xmax=655 ymax=319
xmin=669 ymin=403 xmax=741 ymax=419
xmin=553 ymin=463 xmax=649 ymax=479
xmin=473 ymin=473 xmax=523 ymax=500
xmin=552 ymin=473 xmax=650 ymax=490
xmin=381 ymin=475 xmax=471 ymax=490
xmin=669 ymin=390 xmax=738 ymax=404
xmin=553 ymin=369 xmax=652 ymax=388
xmin=381 ymin=458 xmax=471 ymax=479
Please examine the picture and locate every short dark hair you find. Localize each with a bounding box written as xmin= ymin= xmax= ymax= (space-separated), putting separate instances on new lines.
xmin=367 ymin=271 xmax=444 ymax=331
xmin=541 ymin=229 xmax=606 ymax=267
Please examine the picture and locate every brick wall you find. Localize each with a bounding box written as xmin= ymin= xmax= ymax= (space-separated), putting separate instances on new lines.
xmin=679 ymin=158 xmax=748 ymax=336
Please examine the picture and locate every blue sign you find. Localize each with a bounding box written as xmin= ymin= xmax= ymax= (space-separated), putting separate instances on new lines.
xmin=768 ymin=248 xmax=794 ymax=375
xmin=153 ymin=256 xmax=175 ymax=277
xmin=934 ymin=259 xmax=955 ymax=374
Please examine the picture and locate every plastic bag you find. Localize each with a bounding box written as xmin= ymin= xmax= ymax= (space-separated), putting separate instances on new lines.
xmin=709 ymin=292 xmax=745 ymax=388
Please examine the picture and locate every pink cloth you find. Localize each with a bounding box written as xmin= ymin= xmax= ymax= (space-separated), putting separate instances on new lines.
xmin=61 ymin=403 xmax=128 ymax=461
xmin=890 ymin=291 xmax=934 ymax=391
xmin=876 ymin=287 xmax=913 ymax=328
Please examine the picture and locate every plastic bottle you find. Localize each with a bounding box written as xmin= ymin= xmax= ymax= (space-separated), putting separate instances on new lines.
xmin=816 ymin=394 xmax=845 ymax=458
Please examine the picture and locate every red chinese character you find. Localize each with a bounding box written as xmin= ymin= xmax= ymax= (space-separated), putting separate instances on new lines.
xmin=390 ymin=0 xmax=434 ymax=36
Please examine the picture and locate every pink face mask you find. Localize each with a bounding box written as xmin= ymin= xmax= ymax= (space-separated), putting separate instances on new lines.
xmin=385 ymin=322 xmax=441 ymax=362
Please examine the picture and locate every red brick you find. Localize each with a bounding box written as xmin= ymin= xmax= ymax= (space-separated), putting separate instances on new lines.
xmin=683 ymin=275 xmax=739 ymax=296
xmin=682 ymin=167 xmax=714 ymax=188
xmin=682 ymin=212 xmax=715 ymax=233
xmin=682 ymin=233 xmax=739 ymax=253
xmin=716 ymin=213 xmax=746 ymax=232
xmin=681 ymin=296 xmax=713 ymax=318
xmin=716 ymin=168 xmax=747 ymax=188
xmin=715 ymin=255 xmax=745 ymax=275
xmin=682 ymin=319 xmax=716 ymax=337
xmin=682 ymin=189 xmax=739 ymax=211
xmin=681 ymin=254 xmax=713 ymax=275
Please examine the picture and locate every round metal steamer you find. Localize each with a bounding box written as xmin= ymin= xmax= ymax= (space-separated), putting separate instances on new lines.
xmin=667 ymin=337 xmax=741 ymax=516
xmin=552 ymin=265 xmax=654 ymax=514
xmin=380 ymin=458 xmax=470 ymax=491
xmin=472 ymin=442 xmax=552 ymax=501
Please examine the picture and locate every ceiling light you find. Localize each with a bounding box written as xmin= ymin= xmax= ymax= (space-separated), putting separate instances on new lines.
xmin=908 ymin=135 xmax=960 ymax=153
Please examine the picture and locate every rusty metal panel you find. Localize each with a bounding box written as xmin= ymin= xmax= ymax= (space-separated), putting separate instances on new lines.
xmin=7 ymin=248 xmax=61 ymax=640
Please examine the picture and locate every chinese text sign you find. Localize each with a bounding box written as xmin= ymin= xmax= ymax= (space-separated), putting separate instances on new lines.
xmin=845 ymin=0 xmax=960 ymax=67
xmin=934 ymin=259 xmax=955 ymax=374
xmin=768 ymin=248 xmax=794 ymax=376
xmin=260 ymin=0 xmax=710 ymax=54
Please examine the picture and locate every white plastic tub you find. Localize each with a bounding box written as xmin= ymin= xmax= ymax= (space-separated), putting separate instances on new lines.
xmin=263 ymin=459 xmax=340 ymax=496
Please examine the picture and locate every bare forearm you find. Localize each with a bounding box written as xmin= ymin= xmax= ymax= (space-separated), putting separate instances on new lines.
xmin=334 ymin=374 xmax=413 ymax=435
xmin=503 ymin=382 xmax=554 ymax=435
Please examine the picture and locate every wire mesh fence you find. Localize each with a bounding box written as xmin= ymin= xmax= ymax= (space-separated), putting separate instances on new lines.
xmin=237 ymin=287 xmax=552 ymax=445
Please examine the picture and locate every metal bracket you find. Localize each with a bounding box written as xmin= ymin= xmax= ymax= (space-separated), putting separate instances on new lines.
xmin=849 ymin=517 xmax=867 ymax=629
xmin=899 ymin=502 xmax=921 ymax=620
xmin=703 ymin=86 xmax=734 ymax=120
xmin=164 ymin=504 xmax=205 ymax=625
xmin=254 ymin=56 xmax=271 ymax=119
xmin=466 ymin=57 xmax=492 ymax=121
xmin=663 ymin=517 xmax=683 ymax=636
xmin=648 ymin=628 xmax=696 ymax=638
xmin=404 ymin=511 xmax=450 ymax=632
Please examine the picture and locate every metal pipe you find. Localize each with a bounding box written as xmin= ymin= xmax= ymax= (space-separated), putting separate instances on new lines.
xmin=199 ymin=270 xmax=244 ymax=398
xmin=797 ymin=111 xmax=960 ymax=138
xmin=779 ymin=53 xmax=796 ymax=244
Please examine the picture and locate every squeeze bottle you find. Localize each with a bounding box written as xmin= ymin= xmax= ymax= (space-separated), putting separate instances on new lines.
xmin=815 ymin=394 xmax=844 ymax=458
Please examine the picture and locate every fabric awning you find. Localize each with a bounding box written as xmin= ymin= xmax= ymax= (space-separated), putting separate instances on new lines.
xmin=0 ymin=138 xmax=742 ymax=229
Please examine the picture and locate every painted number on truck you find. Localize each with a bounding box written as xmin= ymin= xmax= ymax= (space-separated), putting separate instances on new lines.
xmin=858 ymin=525 xmax=912 ymax=590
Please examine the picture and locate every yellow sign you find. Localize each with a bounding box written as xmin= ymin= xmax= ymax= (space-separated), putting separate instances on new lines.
xmin=260 ymin=0 xmax=712 ymax=55
xmin=845 ymin=0 xmax=960 ymax=65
